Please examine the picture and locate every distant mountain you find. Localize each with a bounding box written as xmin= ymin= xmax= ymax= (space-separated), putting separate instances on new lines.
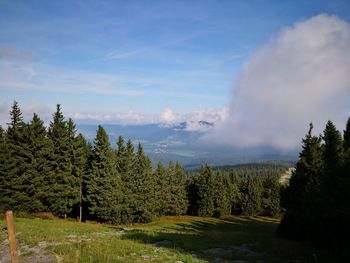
xmin=77 ymin=122 xmax=297 ymax=167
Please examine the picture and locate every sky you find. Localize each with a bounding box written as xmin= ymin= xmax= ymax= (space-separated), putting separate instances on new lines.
xmin=1 ymin=0 xmax=350 ymax=150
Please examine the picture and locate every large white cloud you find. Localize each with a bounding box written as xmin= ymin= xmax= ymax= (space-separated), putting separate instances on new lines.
xmin=204 ymin=14 xmax=350 ymax=150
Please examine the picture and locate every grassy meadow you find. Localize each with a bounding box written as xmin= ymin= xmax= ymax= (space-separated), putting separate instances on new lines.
xmin=0 ymin=215 xmax=339 ymax=263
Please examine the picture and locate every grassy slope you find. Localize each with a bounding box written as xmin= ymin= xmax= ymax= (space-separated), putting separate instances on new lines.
xmin=0 ymin=215 xmax=340 ymax=263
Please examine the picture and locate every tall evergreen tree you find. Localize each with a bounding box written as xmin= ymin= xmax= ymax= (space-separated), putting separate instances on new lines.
xmin=154 ymin=161 xmax=167 ymax=216
xmin=118 ymin=139 xmax=136 ymax=223
xmin=196 ymin=164 xmax=215 ymax=216
xmin=261 ymin=175 xmax=280 ymax=217
xmin=240 ymin=175 xmax=263 ymax=216
xmin=131 ymin=143 xmax=155 ymax=222
xmin=212 ymin=171 xmax=232 ymax=217
xmin=321 ymin=121 xmax=345 ymax=247
xmin=279 ymin=123 xmax=323 ymax=239
xmin=161 ymin=161 xmax=188 ymax=215
xmin=4 ymin=101 xmax=31 ymax=211
xmin=46 ymin=105 xmax=76 ymax=216
xmin=86 ymin=125 xmax=121 ymax=223
xmin=24 ymin=114 xmax=53 ymax=212
xmin=71 ymin=133 xmax=90 ymax=221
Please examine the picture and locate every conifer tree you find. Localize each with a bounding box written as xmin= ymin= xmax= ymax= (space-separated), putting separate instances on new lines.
xmin=240 ymin=175 xmax=263 ymax=216
xmin=46 ymin=105 xmax=76 ymax=216
xmin=131 ymin=143 xmax=155 ymax=222
xmin=5 ymin=101 xmax=31 ymax=211
xmin=118 ymin=139 xmax=136 ymax=223
xmin=213 ymin=171 xmax=233 ymax=217
xmin=154 ymin=161 xmax=167 ymax=216
xmin=161 ymin=161 xmax=188 ymax=215
xmin=71 ymin=133 xmax=90 ymax=221
xmin=86 ymin=125 xmax=121 ymax=223
xmin=196 ymin=164 xmax=215 ymax=216
xmin=25 ymin=113 xmax=53 ymax=212
xmin=261 ymin=175 xmax=280 ymax=217
xmin=173 ymin=162 xmax=189 ymax=215
xmin=279 ymin=123 xmax=323 ymax=239
xmin=322 ymin=121 xmax=345 ymax=246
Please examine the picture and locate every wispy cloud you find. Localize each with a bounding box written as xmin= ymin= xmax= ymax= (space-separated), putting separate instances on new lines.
xmin=65 ymin=107 xmax=228 ymax=129
xmin=0 ymin=60 xmax=145 ymax=96
xmin=0 ymin=48 xmax=36 ymax=59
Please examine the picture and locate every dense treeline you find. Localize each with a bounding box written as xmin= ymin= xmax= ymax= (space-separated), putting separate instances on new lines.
xmin=279 ymin=120 xmax=350 ymax=256
xmin=187 ymin=164 xmax=283 ymax=217
xmin=0 ymin=102 xmax=285 ymax=224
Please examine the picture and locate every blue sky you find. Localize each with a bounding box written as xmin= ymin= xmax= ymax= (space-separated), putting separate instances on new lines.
xmin=0 ymin=0 xmax=350 ymax=125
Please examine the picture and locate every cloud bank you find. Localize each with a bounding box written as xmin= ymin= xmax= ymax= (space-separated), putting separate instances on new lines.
xmin=204 ymin=14 xmax=350 ymax=150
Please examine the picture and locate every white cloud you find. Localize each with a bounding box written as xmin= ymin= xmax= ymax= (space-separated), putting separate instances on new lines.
xmin=68 ymin=111 xmax=156 ymax=124
xmin=204 ymin=14 xmax=350 ymax=150
xmin=160 ymin=108 xmax=177 ymax=123
xmin=66 ymin=107 xmax=227 ymax=130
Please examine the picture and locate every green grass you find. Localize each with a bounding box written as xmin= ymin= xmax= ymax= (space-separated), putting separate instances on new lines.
xmin=0 ymin=215 xmax=341 ymax=263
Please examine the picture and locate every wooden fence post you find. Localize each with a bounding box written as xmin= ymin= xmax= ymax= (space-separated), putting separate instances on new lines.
xmin=6 ymin=211 xmax=19 ymax=263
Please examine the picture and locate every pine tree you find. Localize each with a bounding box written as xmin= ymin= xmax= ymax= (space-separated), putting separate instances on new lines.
xmin=173 ymin=162 xmax=188 ymax=215
xmin=154 ymin=161 xmax=167 ymax=216
xmin=71 ymin=133 xmax=90 ymax=221
xmin=46 ymin=105 xmax=76 ymax=216
xmin=196 ymin=164 xmax=215 ymax=216
xmin=116 ymin=136 xmax=127 ymax=174
xmin=261 ymin=175 xmax=280 ymax=217
xmin=131 ymin=143 xmax=155 ymax=222
xmin=240 ymin=175 xmax=263 ymax=216
xmin=279 ymin=123 xmax=323 ymax=239
xmin=24 ymin=113 xmax=53 ymax=212
xmin=5 ymin=101 xmax=32 ymax=211
xmin=161 ymin=161 xmax=188 ymax=215
xmin=86 ymin=125 xmax=121 ymax=223
xmin=119 ymin=139 xmax=136 ymax=223
xmin=321 ymin=121 xmax=345 ymax=247
xmin=212 ymin=171 xmax=232 ymax=217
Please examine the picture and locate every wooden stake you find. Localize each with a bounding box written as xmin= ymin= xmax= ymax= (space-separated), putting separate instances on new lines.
xmin=5 ymin=211 xmax=19 ymax=263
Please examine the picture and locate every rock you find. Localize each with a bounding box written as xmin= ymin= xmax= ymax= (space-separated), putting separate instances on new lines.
xmin=205 ymin=247 xmax=232 ymax=255
xmin=175 ymin=261 xmax=184 ymax=263
xmin=152 ymin=240 xmax=173 ymax=247
xmin=141 ymin=255 xmax=151 ymax=260
xmin=230 ymin=244 xmax=264 ymax=257
xmin=120 ymin=228 xmax=132 ymax=233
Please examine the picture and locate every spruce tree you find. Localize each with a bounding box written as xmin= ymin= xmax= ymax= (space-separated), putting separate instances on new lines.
xmin=196 ymin=164 xmax=215 ymax=216
xmin=240 ymin=175 xmax=263 ymax=216
xmin=161 ymin=161 xmax=188 ymax=215
xmin=211 ymin=171 xmax=227 ymax=217
xmin=279 ymin=123 xmax=323 ymax=239
xmin=71 ymin=133 xmax=90 ymax=221
xmin=119 ymin=139 xmax=136 ymax=223
xmin=5 ymin=101 xmax=31 ymax=211
xmin=46 ymin=105 xmax=76 ymax=216
xmin=261 ymin=175 xmax=280 ymax=217
xmin=131 ymin=143 xmax=155 ymax=222
xmin=322 ymin=121 xmax=345 ymax=247
xmin=173 ymin=162 xmax=188 ymax=215
xmin=154 ymin=161 xmax=167 ymax=216
xmin=25 ymin=113 xmax=53 ymax=212
xmin=86 ymin=125 xmax=121 ymax=223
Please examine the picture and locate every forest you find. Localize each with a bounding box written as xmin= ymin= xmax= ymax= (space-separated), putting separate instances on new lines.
xmin=0 ymin=102 xmax=283 ymax=224
xmin=1 ymin=101 xmax=350 ymax=258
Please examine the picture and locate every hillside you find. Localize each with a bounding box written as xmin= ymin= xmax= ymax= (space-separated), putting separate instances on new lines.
xmin=0 ymin=215 xmax=339 ymax=263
